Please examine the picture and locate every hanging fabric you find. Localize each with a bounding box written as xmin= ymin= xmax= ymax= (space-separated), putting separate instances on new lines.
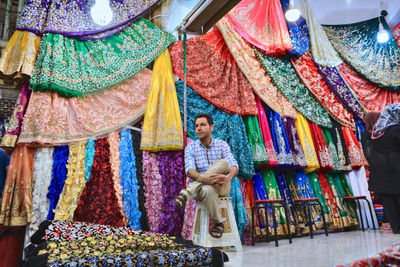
xmin=321 ymin=128 xmax=341 ymax=171
xmin=256 ymin=50 xmax=332 ymax=128
xmin=291 ymin=52 xmax=355 ymax=130
xmin=0 ymin=83 xmax=31 ymax=148
xmin=336 ymin=62 xmax=399 ymax=112
xmin=141 ymin=50 xmax=183 ymax=151
xmin=294 ymin=112 xmax=320 ymax=173
xmin=0 ymin=31 xmax=40 ymax=81
xmin=84 ymin=138 xmax=96 ymax=182
xmin=392 ymin=22 xmax=400 ymax=47
xmin=17 ymin=0 xmax=161 ymax=39
xmin=19 ymin=69 xmax=152 ymax=145
xmin=341 ymin=126 xmax=369 ymax=168
xmin=240 ymin=179 xmax=252 ymax=244
xmin=217 ymin=17 xmax=297 ymax=118
xmin=308 ymin=122 xmax=334 ymax=171
xmin=169 ymin=29 xmax=257 ymax=116
xmin=280 ymin=0 xmax=310 ymax=57
xmin=323 ymin=14 xmax=400 ymax=90
xmin=226 ymin=0 xmax=292 ymax=55
xmin=330 ymin=172 xmax=358 ymax=224
xmin=282 ymin=117 xmax=307 ymax=169
xmin=31 ymin=19 xmax=174 ymax=98
xmin=316 ymin=63 xmax=366 ymax=120
xmin=243 ymin=116 xmax=269 ymax=165
xmin=329 ymin=120 xmax=352 ymax=171
xmin=180 ymin=177 xmax=197 ymax=240
xmin=0 ymin=144 xmax=35 ymax=226
xmin=54 ymin=141 xmax=87 ymax=221
xmin=274 ymin=170 xmax=296 ymax=231
xmin=301 ymin=0 xmax=342 ymax=66
xmin=74 ymin=138 xmax=124 ymax=227
xmin=306 ymin=172 xmax=331 ymax=222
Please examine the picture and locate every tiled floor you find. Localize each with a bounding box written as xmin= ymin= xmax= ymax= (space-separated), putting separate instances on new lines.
xmin=224 ymin=230 xmax=400 ymax=267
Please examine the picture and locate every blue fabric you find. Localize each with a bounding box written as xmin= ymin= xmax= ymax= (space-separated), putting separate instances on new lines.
xmin=0 ymin=149 xmax=10 ymax=198
xmin=84 ymin=138 xmax=96 ymax=182
xmin=176 ymin=80 xmax=250 ymax=235
xmin=280 ymin=0 xmax=310 ymax=57
xmin=119 ymin=129 xmax=142 ymax=229
xmin=275 ymin=170 xmax=296 ymax=225
xmin=47 ymin=145 xmax=69 ymax=220
xmin=355 ymin=118 xmax=366 ymax=142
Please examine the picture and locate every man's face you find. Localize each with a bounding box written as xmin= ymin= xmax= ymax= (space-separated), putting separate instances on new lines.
xmin=195 ymin=117 xmax=213 ymax=140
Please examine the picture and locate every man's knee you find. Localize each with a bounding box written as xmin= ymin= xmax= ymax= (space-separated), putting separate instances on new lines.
xmin=199 ymin=185 xmax=218 ymax=200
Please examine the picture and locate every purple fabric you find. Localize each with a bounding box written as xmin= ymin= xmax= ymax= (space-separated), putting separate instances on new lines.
xmin=4 ymin=83 xmax=31 ymax=136
xmin=316 ymin=63 xmax=366 ymax=120
xmin=16 ymin=0 xmax=161 ymax=40
xmin=282 ymin=117 xmax=307 ymax=169
xmin=157 ymin=151 xmax=184 ymax=237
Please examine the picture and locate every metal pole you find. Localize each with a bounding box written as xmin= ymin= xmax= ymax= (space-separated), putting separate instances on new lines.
xmin=3 ymin=0 xmax=12 ymax=39
xmin=17 ymin=0 xmax=25 ymax=14
xmin=183 ymin=32 xmax=188 ymax=188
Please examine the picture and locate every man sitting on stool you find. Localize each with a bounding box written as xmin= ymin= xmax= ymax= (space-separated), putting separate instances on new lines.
xmin=174 ymin=113 xmax=238 ymax=239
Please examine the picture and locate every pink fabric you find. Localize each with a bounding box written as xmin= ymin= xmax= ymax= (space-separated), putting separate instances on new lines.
xmin=180 ymin=177 xmax=197 ymax=240
xmin=226 ymin=0 xmax=292 ymax=55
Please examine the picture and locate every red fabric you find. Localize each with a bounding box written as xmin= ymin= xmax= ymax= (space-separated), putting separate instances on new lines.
xmin=291 ymin=52 xmax=355 ymax=130
xmin=337 ymin=62 xmax=399 ymax=112
xmin=392 ymin=23 xmax=400 ymax=48
xmin=341 ymin=126 xmax=368 ymax=169
xmin=169 ymin=29 xmax=257 ymax=116
xmin=317 ymin=172 xmax=341 ymax=220
xmin=308 ymin=121 xmax=334 ymax=171
xmin=74 ymin=138 xmax=124 ymax=227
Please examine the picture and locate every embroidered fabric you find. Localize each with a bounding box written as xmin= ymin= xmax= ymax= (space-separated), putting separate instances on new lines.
xmin=282 ymin=117 xmax=307 ymax=169
xmin=329 ymin=121 xmax=352 ymax=171
xmin=180 ymin=177 xmax=197 ymax=240
xmin=393 ymin=23 xmax=400 ymax=47
xmin=83 ymin=138 xmax=96 ymax=182
xmin=341 ymin=126 xmax=369 ymax=168
xmin=243 ymin=116 xmax=269 ymax=165
xmin=308 ymin=122 xmax=334 ymax=171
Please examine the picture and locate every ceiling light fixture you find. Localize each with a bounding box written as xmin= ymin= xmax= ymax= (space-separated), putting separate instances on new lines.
xmin=285 ymin=0 xmax=301 ymax=22
xmin=91 ymin=0 xmax=113 ymax=26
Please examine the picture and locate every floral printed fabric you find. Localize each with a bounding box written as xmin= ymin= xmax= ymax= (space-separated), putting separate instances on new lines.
xmin=308 ymin=122 xmax=334 ymax=171
xmin=291 ymin=52 xmax=355 ymax=130
xmin=282 ymin=117 xmax=307 ymax=169
xmin=31 ymin=19 xmax=175 ymax=98
xmin=341 ymin=126 xmax=369 ymax=168
xmin=256 ymin=50 xmax=332 ymax=128
xmin=393 ymin=23 xmax=400 ymax=47
xmin=169 ymin=29 xmax=257 ymax=116
xmin=19 ymin=69 xmax=152 ymax=145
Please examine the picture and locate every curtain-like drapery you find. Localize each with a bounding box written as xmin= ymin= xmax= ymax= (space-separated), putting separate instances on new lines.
xmin=323 ymin=15 xmax=400 ymax=90
xmin=256 ymin=50 xmax=332 ymax=128
xmin=226 ymin=0 xmax=292 ymax=55
xmin=392 ymin=22 xmax=400 ymax=47
xmin=169 ymin=28 xmax=257 ymax=116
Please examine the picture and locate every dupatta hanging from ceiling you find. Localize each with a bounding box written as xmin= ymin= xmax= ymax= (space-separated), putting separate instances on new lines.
xmin=336 ymin=62 xmax=399 ymax=112
xmin=323 ymin=14 xmax=400 ymax=90
xmin=300 ymin=0 xmax=342 ymax=66
xmin=169 ymin=29 xmax=257 ymax=116
xmin=16 ymin=0 xmax=161 ymax=40
xmin=392 ymin=23 xmax=400 ymax=47
xmin=225 ymin=0 xmax=292 ymax=55
xmin=216 ymin=17 xmax=297 ymax=118
xmin=291 ymin=52 xmax=355 ymax=130
xmin=255 ymin=50 xmax=332 ymax=128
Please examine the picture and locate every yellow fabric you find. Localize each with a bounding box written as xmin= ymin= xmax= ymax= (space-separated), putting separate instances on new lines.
xmin=294 ymin=112 xmax=320 ymax=173
xmin=54 ymin=141 xmax=86 ymax=221
xmin=0 ymin=30 xmax=41 ymax=79
xmin=141 ymin=49 xmax=183 ymax=151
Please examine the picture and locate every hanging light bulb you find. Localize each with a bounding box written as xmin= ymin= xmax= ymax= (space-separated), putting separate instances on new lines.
xmin=377 ymin=18 xmax=389 ymax=43
xmin=285 ymin=0 xmax=301 ymax=22
xmin=91 ymin=0 xmax=113 ymax=26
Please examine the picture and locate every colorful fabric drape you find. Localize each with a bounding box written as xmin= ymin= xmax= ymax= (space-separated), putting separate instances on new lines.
xmin=229 ymin=177 xmax=248 ymax=236
xmin=84 ymin=138 xmax=96 ymax=182
xmin=217 ymin=17 xmax=297 ymax=118
xmin=256 ymin=96 xmax=278 ymax=167
xmin=336 ymin=62 xmax=399 ymax=112
xmin=330 ymin=172 xmax=358 ymax=223
xmin=330 ymin=120 xmax=352 ymax=171
xmin=19 ymin=69 xmax=152 ymax=145
xmin=31 ymin=19 xmax=174 ymax=98
xmin=119 ymin=129 xmax=142 ymax=230
xmin=308 ymin=122 xmax=334 ymax=171
xmin=180 ymin=176 xmax=197 ymax=240
xmin=341 ymin=126 xmax=368 ymax=168
xmin=282 ymin=117 xmax=307 ymax=169
xmin=240 ymin=179 xmax=252 ymax=243
xmin=176 ymin=81 xmax=254 ymax=179
xmin=74 ymin=138 xmax=124 ymax=227
xmin=226 ymin=0 xmax=292 ymax=54
xmin=274 ymin=171 xmax=296 ymax=229
xmin=0 ymin=83 xmax=31 ymax=147
xmin=323 ymin=16 xmax=400 ymax=90
xmin=316 ymin=63 xmax=366 ymax=120
xmin=256 ymin=50 xmax=332 ymax=128
xmin=17 ymin=0 xmax=161 ymax=39
xmin=169 ymin=29 xmax=257 ymax=116
xmin=294 ymin=112 xmax=320 ymax=173
xmin=0 ymin=31 xmax=40 ymax=81
xmin=244 ymin=116 xmax=269 ymax=165
xmin=54 ymin=142 xmax=87 ymax=221
xmin=306 ymin=172 xmax=330 ymax=219
xmin=47 ymin=145 xmax=69 ymax=220
xmin=280 ymin=0 xmax=310 ymax=57
xmin=142 ymin=151 xmax=163 ymax=232
xmin=301 ymin=0 xmax=342 ymax=66
xmin=157 ymin=151 xmax=184 ymax=236
xmin=141 ymin=50 xmax=183 ymax=151
xmin=393 ymin=23 xmax=400 ymax=47
xmin=0 ymin=144 xmax=35 ymax=226
xmin=291 ymin=52 xmax=355 ymax=129
xmin=321 ymin=128 xmax=341 ymax=171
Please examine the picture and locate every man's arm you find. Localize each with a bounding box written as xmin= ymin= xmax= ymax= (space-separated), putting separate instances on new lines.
xmin=185 ymin=144 xmax=213 ymax=184
xmin=187 ymin=169 xmax=213 ymax=185
xmin=211 ymin=142 xmax=239 ymax=186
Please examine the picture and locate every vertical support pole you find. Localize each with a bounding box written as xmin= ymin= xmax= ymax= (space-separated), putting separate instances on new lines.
xmin=183 ymin=32 xmax=188 ymax=188
xmin=3 ymin=0 xmax=12 ymax=39
xmin=18 ymin=0 xmax=25 ymax=14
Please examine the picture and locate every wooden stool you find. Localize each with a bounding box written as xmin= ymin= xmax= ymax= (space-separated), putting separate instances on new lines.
xmin=192 ymin=197 xmax=243 ymax=252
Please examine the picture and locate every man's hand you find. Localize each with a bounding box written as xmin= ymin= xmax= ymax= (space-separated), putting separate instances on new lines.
xmin=198 ymin=173 xmax=214 ymax=185
xmin=210 ymin=174 xmax=230 ymax=187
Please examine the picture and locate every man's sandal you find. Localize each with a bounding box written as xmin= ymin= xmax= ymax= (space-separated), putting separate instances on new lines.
xmin=210 ymin=223 xmax=224 ymax=239
xmin=174 ymin=194 xmax=187 ymax=210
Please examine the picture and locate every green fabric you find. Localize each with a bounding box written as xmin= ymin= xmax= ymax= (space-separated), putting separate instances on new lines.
xmin=31 ymin=18 xmax=176 ymax=97
xmin=325 ymin=172 xmax=348 ymax=218
xmin=306 ymin=172 xmax=330 ymax=215
xmin=333 ymin=172 xmax=358 ymax=220
xmin=323 ymin=16 xmax=400 ymax=91
xmin=255 ymin=50 xmax=332 ymax=128
xmin=243 ymin=116 xmax=269 ymax=165
xmin=321 ymin=128 xmax=341 ymax=171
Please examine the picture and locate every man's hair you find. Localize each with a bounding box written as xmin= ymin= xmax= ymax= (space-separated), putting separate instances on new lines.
xmin=195 ymin=113 xmax=213 ymax=125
